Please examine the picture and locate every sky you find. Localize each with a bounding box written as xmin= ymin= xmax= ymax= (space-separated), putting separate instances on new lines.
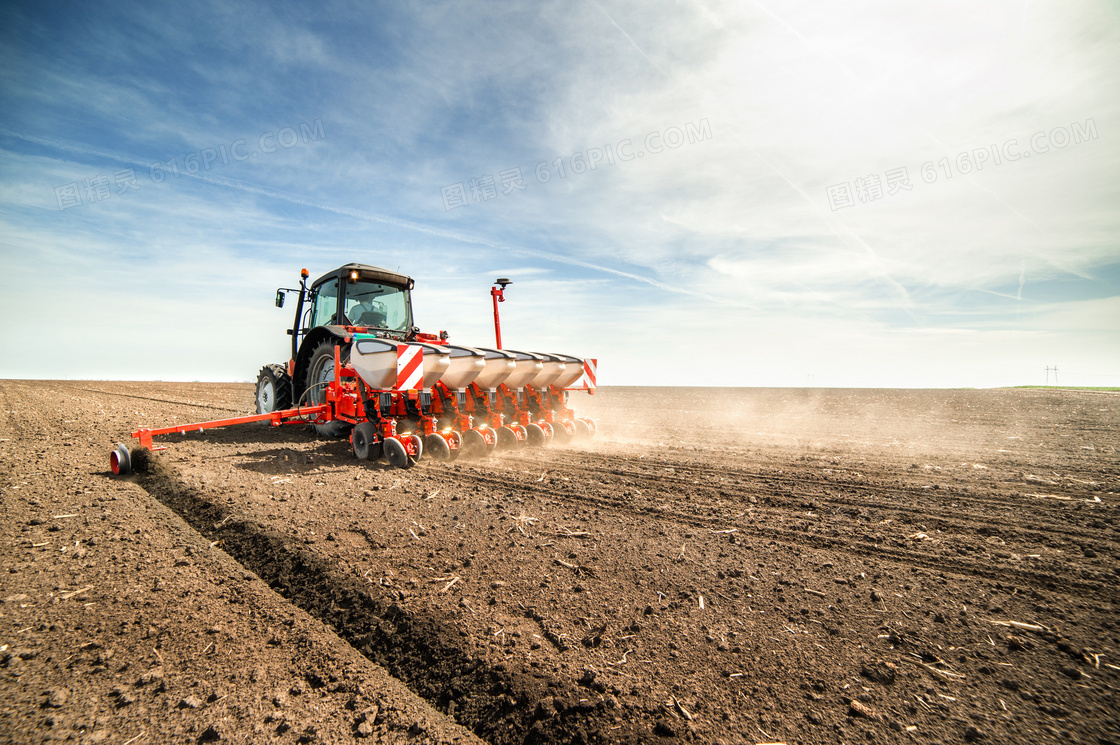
xmin=1 ymin=0 xmax=1118 ymax=388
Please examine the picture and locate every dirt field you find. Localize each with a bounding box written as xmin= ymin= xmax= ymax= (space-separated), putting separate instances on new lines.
xmin=1 ymin=381 xmax=1117 ymax=745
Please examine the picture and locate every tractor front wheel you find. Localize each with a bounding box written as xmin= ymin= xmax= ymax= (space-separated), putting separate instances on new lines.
xmin=255 ymin=364 xmax=292 ymax=422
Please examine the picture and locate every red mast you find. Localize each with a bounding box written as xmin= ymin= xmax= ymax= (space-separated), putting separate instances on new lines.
xmin=491 ymin=278 xmax=511 ymax=349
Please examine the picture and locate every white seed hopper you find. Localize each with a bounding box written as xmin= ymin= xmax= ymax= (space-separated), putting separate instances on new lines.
xmin=524 ymin=352 xmax=567 ymax=389
xmin=439 ymin=345 xmax=487 ymax=390
xmin=483 ymin=349 xmax=544 ymax=389
xmin=550 ymin=354 xmax=586 ymax=388
xmin=351 ymin=338 xmax=450 ymax=390
xmin=471 ymin=347 xmax=516 ymax=390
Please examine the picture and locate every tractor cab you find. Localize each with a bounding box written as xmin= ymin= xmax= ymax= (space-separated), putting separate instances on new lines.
xmin=265 ymin=264 xmax=420 ymax=433
xmin=282 ymin=263 xmax=416 ymax=347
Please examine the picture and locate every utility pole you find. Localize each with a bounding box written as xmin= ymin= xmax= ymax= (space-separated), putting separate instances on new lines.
xmin=1045 ymin=365 xmax=1059 ymax=386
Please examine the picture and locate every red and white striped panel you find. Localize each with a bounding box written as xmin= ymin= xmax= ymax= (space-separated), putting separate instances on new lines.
xmin=396 ymin=345 xmax=424 ymax=390
xmin=582 ymin=358 xmax=597 ymax=390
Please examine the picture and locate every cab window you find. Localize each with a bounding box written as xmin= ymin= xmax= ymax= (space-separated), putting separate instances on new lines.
xmin=310 ymin=278 xmax=339 ymax=328
xmin=343 ymin=280 xmax=412 ymax=331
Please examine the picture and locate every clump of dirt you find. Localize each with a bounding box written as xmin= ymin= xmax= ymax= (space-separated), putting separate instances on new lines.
xmin=128 ymin=445 xmax=151 ymax=472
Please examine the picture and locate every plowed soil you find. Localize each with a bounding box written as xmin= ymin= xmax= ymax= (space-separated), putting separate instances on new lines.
xmin=2 ymin=382 xmax=1117 ymax=745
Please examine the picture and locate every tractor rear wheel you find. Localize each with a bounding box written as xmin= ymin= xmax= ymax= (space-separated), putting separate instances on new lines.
xmin=304 ymin=340 xmax=353 ymax=438
xmin=255 ymin=364 xmax=292 ymax=421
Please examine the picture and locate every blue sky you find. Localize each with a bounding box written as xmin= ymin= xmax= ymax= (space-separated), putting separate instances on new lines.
xmin=2 ymin=0 xmax=1118 ymax=387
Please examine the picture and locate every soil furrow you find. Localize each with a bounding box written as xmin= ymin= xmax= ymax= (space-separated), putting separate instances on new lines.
xmin=138 ymin=455 xmax=645 ymax=745
xmin=500 ymin=450 xmax=1116 ymax=548
xmin=428 ymin=467 xmax=1120 ymax=602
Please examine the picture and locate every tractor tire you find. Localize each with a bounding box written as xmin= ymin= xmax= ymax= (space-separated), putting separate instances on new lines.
xmin=255 ymin=364 xmax=292 ymax=422
xmin=304 ymin=340 xmax=353 ymax=438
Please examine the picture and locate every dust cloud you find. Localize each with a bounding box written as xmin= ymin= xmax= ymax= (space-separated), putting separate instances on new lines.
xmin=572 ymin=386 xmax=1115 ymax=464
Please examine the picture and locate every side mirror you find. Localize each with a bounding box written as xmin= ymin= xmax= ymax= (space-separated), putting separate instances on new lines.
xmin=275 ymin=290 xmax=286 ymax=308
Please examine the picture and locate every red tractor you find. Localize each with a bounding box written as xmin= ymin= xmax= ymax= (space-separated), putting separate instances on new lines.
xmin=110 ymin=264 xmax=596 ymax=474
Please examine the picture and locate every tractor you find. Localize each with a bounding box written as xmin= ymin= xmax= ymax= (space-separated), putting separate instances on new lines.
xmin=256 ymin=263 xmax=437 ymax=438
xmin=108 ymin=263 xmax=597 ymax=475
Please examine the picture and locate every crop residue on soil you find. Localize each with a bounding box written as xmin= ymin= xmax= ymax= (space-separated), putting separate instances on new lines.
xmin=1 ymin=381 xmax=1117 ymax=744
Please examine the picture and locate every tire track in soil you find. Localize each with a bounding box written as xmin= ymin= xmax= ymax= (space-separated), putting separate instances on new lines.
xmin=432 ymin=461 xmax=1120 ymax=603
xmin=74 ymin=387 xmax=248 ymax=414
xmin=499 ymin=447 xmax=1104 ymax=540
xmin=137 ymin=455 xmax=638 ymax=745
xmin=502 ymin=450 xmax=1119 ymax=553
xmin=0 ymin=385 xmax=28 ymax=441
xmin=519 ymin=446 xmax=1103 ymax=509
xmin=528 ymin=441 xmax=1106 ymax=510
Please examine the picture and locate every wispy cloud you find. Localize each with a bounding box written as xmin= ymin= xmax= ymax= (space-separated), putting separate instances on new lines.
xmin=588 ymin=0 xmax=670 ymax=78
